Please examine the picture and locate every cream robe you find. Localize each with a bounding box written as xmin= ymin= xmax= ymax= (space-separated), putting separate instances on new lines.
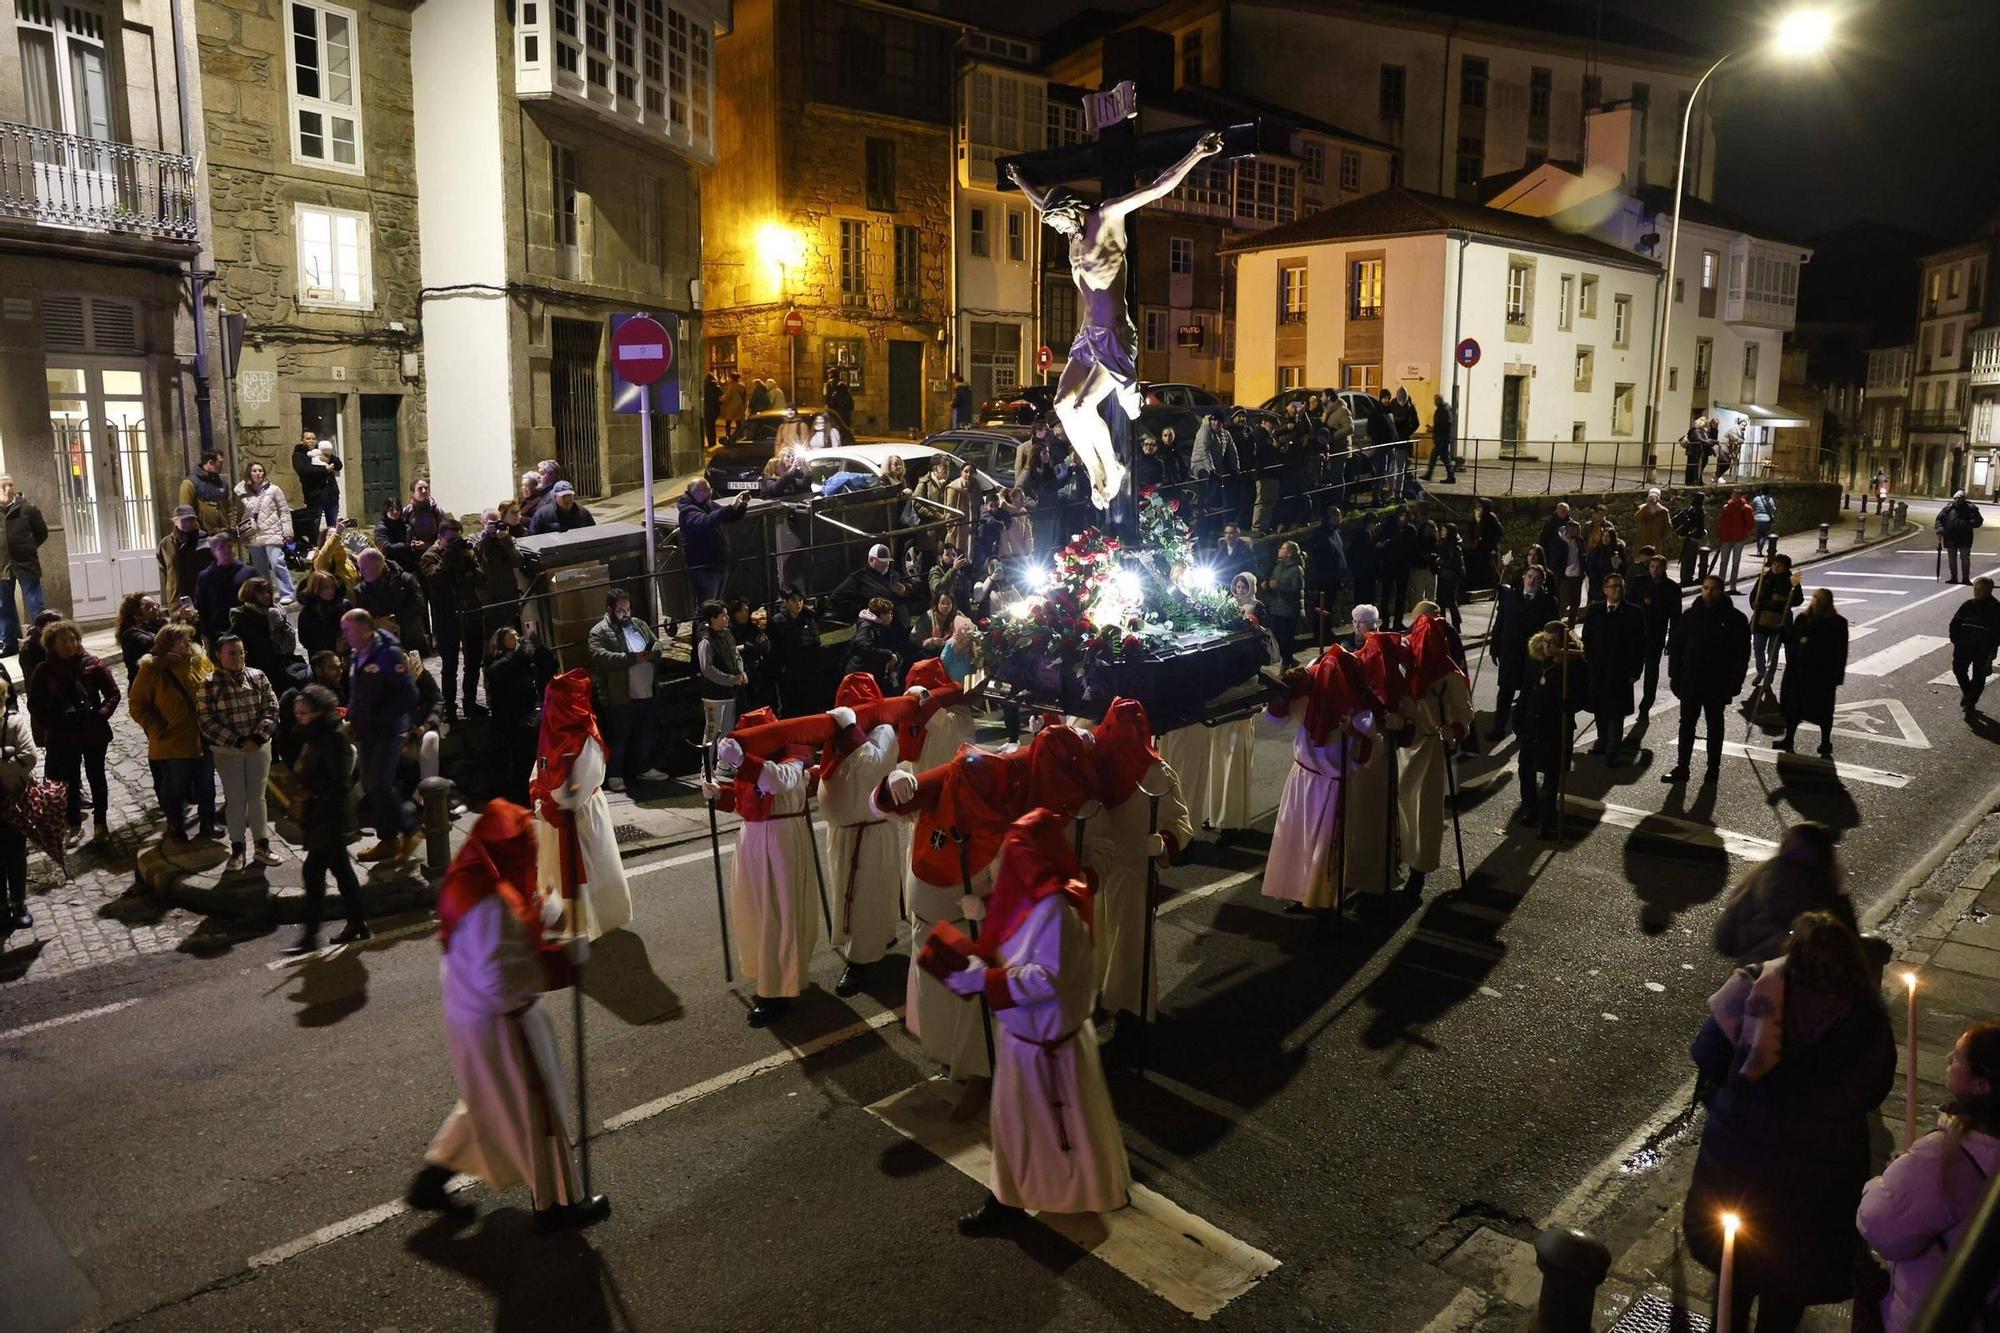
xmin=872 ymin=781 xmax=992 ymax=1081
xmin=1258 ymin=700 xmax=1375 ymax=909
xmin=1081 ymin=759 xmax=1193 ymax=1021
xmin=820 ymin=723 xmax=906 ymax=965
xmin=732 ymin=758 xmax=820 ymax=998
xmin=987 ymin=892 xmax=1131 ymax=1215
xmin=1202 ymin=717 xmax=1257 ymax=830
xmin=912 ymin=704 xmax=978 ymax=773
xmin=1155 ymin=727 xmax=1208 ymax=824
xmin=1398 ymin=676 xmax=1474 ymax=874
xmin=425 ymin=895 xmax=581 ymax=1208
xmin=534 ymin=738 xmax=632 ymax=940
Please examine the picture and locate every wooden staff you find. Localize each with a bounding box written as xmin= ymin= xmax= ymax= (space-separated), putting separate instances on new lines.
xmin=1135 ymin=784 xmax=1164 ymax=1079
xmin=701 ymin=740 xmax=733 ymax=983
xmin=958 ymin=831 xmax=995 ymax=1070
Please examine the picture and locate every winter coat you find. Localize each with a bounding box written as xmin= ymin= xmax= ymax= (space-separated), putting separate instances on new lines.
xmin=0 ymin=496 xmax=49 ymax=581
xmin=419 ymin=538 xmax=480 ymax=616
xmin=235 ymin=480 xmax=292 ymax=548
xmin=1304 ymin=523 xmax=1348 ymax=591
xmin=1518 ymin=633 xmax=1587 ymax=762
xmin=1668 ymin=596 xmax=1752 ymax=704
xmin=346 ymin=630 xmax=419 ymax=741
xmin=1632 ymin=572 xmax=1683 ymax=647
xmin=1712 ymin=860 xmax=1857 ymax=965
xmin=1715 ymin=496 xmax=1756 ymax=544
xmin=766 ymin=606 xmax=822 ymax=704
xmin=676 ymin=491 xmax=744 ymax=570
xmin=1857 ymin=1127 xmax=2000 ymax=1333
xmin=0 ymin=712 xmax=38 ymax=795
xmin=27 ymin=652 xmax=120 ymax=749
xmin=1683 ymin=979 xmax=1895 ymax=1305
xmin=1266 ymin=560 xmax=1305 ymax=619
xmin=530 ymin=499 xmax=595 ymax=535
xmin=1779 ymin=611 xmax=1847 ymax=725
xmin=719 ymin=380 xmax=747 ymax=422
xmin=843 ymin=612 xmax=900 ymax=690
xmin=1581 ymin=600 xmax=1646 ymax=718
xmin=128 ymin=654 xmax=207 ymax=760
xmin=404 ymin=498 xmax=447 ymax=547
xmin=1937 ymin=498 xmax=1985 ymax=548
xmin=118 ymin=626 xmax=154 ymax=684
xmin=156 ymin=528 xmax=213 ymax=606
xmin=229 ymin=603 xmax=298 ymax=683
xmin=1672 ymin=500 xmax=1708 ymax=543
xmin=356 ymin=568 xmax=428 ymax=654
xmin=1633 ymin=501 xmax=1673 ymax=555
xmin=1952 ymin=595 xmax=2000 ymax=663
xmin=484 ymin=641 xmax=554 ymax=734
xmin=1746 ymin=568 xmax=1804 ymax=634
xmin=587 ymin=614 xmax=658 ymax=708
xmin=178 ymin=470 xmax=232 ymax=533
xmin=291 ymin=442 xmax=340 ymax=505
xmin=830 ymin=565 xmax=910 ymax=636
xmin=297 ymin=593 xmax=352 ymax=660
xmin=291 ymin=712 xmax=357 ymax=854
xmin=194 ymin=561 xmax=255 ymax=640
xmin=1492 ymin=583 xmax=1562 ymax=684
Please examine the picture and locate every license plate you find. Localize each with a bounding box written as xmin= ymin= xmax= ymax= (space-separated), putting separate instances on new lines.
xmin=726 ymin=480 xmax=758 ymax=491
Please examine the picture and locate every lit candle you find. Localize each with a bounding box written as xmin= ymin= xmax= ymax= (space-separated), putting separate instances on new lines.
xmin=1905 ymin=970 xmax=1920 ymax=1152
xmin=1717 ymin=1212 xmax=1740 ymax=1333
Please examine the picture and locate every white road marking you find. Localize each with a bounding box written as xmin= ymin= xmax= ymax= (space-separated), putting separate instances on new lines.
xmin=1551 ymin=796 xmax=1780 ymax=861
xmin=250 ymin=1003 xmax=904 ymax=1269
xmin=0 ymin=997 xmax=141 ymax=1042
xmin=1848 ymin=634 xmax=1952 ymax=677
xmin=623 ymin=821 xmax=830 ymax=881
xmin=265 ymin=920 xmax=438 ymax=970
xmin=1812 ymin=585 xmax=1905 ymax=594
xmin=1856 ymin=568 xmax=2000 ymax=628
xmin=868 ymin=1080 xmax=1280 ymax=1320
xmin=1158 ymin=868 xmax=1260 ymax=918
xmin=1932 ymin=670 xmax=1958 ymax=686
xmin=1716 ymin=741 xmax=1910 ymax=788
xmin=1829 ymin=571 xmax=1945 ymax=580
xmin=1829 ymin=698 xmax=1932 ymax=749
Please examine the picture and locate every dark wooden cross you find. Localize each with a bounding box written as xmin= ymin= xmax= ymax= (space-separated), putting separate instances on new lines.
xmin=996 ymin=83 xmax=1263 ymax=536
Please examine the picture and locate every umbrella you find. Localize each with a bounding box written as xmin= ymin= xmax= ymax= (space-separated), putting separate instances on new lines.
xmin=2 ymin=778 xmax=72 ymax=875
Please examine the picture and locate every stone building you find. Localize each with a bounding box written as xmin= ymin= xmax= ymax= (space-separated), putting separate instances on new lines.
xmin=195 ymin=0 xmax=425 ymax=519
xmin=0 ymin=0 xmax=205 ymax=621
xmin=411 ymin=0 xmax=718 ymax=509
xmin=703 ymin=0 xmax=958 ymax=437
xmin=1909 ymin=221 xmax=1999 ymax=497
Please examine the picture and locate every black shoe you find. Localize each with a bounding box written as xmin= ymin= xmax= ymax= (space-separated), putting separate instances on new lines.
xmin=464 ymin=702 xmax=488 ymax=719
xmin=443 ymin=703 xmax=458 ymax=724
xmin=1402 ymin=870 xmax=1426 ymax=896
xmin=1282 ymin=901 xmax=1310 ymax=915
xmin=1703 ymin=763 xmax=1721 ymax=784
xmin=281 ymin=933 xmax=321 ymax=957
xmin=535 ymin=1194 xmax=611 ymax=1231
xmin=1516 ymin=804 xmax=1540 ymax=826
xmin=1215 ymin=827 xmax=1238 ymax=848
xmin=197 ymin=821 xmax=223 ymax=841
xmin=1604 ymin=754 xmax=1626 ymax=769
xmin=406 ymin=1164 xmax=475 ymax=1219
xmin=1772 ymin=736 xmax=1793 ymax=752
xmin=834 ymin=962 xmax=866 ymax=997
xmin=1661 ymin=767 xmax=1688 ymax=785
xmin=1817 ymin=743 xmax=1834 ymax=759
xmin=8 ymin=907 xmax=32 ymax=932
xmin=956 ymin=1194 xmax=1027 ymax=1235
xmin=330 ymin=923 xmax=373 ymax=945
xmin=747 ymin=995 xmax=792 ymax=1027
xmin=1537 ymin=821 xmax=1559 ymax=840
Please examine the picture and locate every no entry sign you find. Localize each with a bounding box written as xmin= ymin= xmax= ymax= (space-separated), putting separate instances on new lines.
xmin=1036 ymin=345 xmax=1053 ymax=372
xmin=782 ymin=307 xmax=805 ymax=337
xmin=610 ymin=311 xmax=679 ymax=414
xmin=1455 ymin=337 xmax=1482 ymax=369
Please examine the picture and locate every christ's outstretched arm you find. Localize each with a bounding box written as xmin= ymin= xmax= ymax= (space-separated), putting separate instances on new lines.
xmin=1102 ymin=131 xmax=1225 ymax=222
xmin=1005 ymin=162 xmax=1052 ymax=212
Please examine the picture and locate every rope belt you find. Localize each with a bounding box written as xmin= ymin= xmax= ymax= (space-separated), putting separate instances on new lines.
xmin=838 ymin=818 xmax=885 ymax=934
xmin=1006 ymin=1023 xmax=1083 ymax=1152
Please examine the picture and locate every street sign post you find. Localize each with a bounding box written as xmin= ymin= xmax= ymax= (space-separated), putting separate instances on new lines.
xmin=1036 ymin=345 xmax=1053 ymax=373
xmin=1456 ymin=338 xmax=1481 ymax=368
xmin=610 ymin=312 xmax=677 ymax=614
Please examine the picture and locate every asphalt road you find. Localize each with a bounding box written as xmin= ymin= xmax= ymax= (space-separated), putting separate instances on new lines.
xmin=3 ymin=513 xmax=1995 ymax=1333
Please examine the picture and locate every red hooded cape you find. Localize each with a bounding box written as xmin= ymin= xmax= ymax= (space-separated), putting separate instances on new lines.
xmin=1090 ymin=697 xmax=1161 ymax=807
xmin=719 ymin=707 xmax=822 ymax=820
xmin=1358 ymin=630 xmax=1417 ymax=704
xmin=530 ymin=669 xmax=603 ymax=907
xmin=894 ymin=746 xmax=1031 ymax=889
xmin=1298 ymin=644 xmax=1380 ymax=748
xmin=1408 ymin=615 xmax=1469 ymax=696
xmin=1026 ymin=722 xmax=1100 ymax=817
xmin=436 ymin=800 xmax=571 ymax=986
xmin=978 ymin=806 xmax=1096 ymax=964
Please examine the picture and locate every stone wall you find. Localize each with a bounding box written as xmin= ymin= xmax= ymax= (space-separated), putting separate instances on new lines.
xmin=196 ymin=0 xmax=426 ymax=499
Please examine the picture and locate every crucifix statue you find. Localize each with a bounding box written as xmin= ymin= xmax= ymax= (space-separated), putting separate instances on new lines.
xmin=999 ymin=84 xmax=1260 ymax=528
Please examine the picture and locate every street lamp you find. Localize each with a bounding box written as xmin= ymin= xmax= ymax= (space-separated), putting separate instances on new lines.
xmin=1647 ymin=8 xmax=1836 ymax=475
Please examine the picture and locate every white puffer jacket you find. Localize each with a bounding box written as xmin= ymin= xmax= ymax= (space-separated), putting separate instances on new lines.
xmin=1858 ymin=1126 xmax=2000 ymax=1332
xmin=235 ymin=480 xmax=292 ymax=548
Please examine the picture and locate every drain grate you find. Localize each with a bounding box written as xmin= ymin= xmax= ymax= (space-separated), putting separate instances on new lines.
xmin=1607 ymin=1292 xmax=1712 ymax=1332
xmin=613 ymin=824 xmax=650 ymax=845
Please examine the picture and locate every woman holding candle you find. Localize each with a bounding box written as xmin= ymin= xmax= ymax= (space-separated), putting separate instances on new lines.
xmin=1856 ymin=1022 xmax=2000 ymax=1332
xmin=1683 ymin=911 xmax=1895 ymax=1332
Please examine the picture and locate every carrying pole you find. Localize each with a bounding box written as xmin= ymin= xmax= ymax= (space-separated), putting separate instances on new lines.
xmin=1136 ymin=790 xmax=1162 ymax=1078
xmin=702 ymin=742 xmax=734 ymax=983
xmin=805 ymin=795 xmax=834 ymax=935
xmin=958 ymin=833 xmax=996 ymax=1071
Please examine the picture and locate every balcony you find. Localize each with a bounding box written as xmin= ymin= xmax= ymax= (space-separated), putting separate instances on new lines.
xmin=1907 ymin=410 xmax=1966 ymax=434
xmin=0 ymin=122 xmax=197 ymax=247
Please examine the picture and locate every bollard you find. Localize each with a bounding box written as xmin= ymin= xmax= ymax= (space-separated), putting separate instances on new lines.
xmin=1696 ymin=544 xmax=1713 ymax=578
xmin=1895 ymin=499 xmax=1910 ymax=531
xmin=1856 ymin=511 xmax=1869 ymax=542
xmin=1535 ymin=1227 xmax=1613 ymax=1333
xmin=1843 ymin=491 xmax=1851 ymax=511
xmin=1818 ymin=521 xmax=1830 ymax=552
xmin=419 ymin=775 xmax=456 ymax=874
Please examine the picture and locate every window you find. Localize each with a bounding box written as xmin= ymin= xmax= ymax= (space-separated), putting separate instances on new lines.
xmin=1300 ymin=141 xmax=1324 ymax=185
xmin=1743 ymin=341 xmax=1760 ymax=391
xmin=1342 ymin=362 xmax=1381 ymax=393
xmin=1379 ymin=64 xmax=1406 ymax=119
xmin=1949 ymin=265 xmax=1963 ymax=299
xmin=1350 ymin=258 xmax=1383 ymax=320
xmin=1572 ymin=421 xmax=1587 ymax=444
xmin=1920 ymin=325 xmax=1934 ymax=371
xmin=1611 ymin=383 xmax=1635 ymax=436
xmin=1460 ymin=55 xmax=1487 ymax=109
xmin=1455 ymin=134 xmax=1483 ymax=189
xmin=839 ymin=218 xmax=866 ymax=306
xmin=1505 ymin=263 xmax=1530 ymax=325
xmin=551 ymin=141 xmax=583 ymax=280
xmin=1972 ymin=261 xmax=1985 ymax=310
xmin=1579 ymin=275 xmax=1599 ymax=318
xmin=1143 ymin=309 xmax=1170 ymax=353
xmin=968 ymin=321 xmax=1019 ymax=399
xmin=1179 ymin=28 xmax=1202 ymax=85
xmin=865 ymin=136 xmax=895 ymax=211
xmin=1278 ymin=262 xmax=1307 ymax=322
xmin=1668 ymin=366 xmax=1679 ymax=391
xmin=1278 ymin=364 xmax=1306 ymax=391
xmin=1169 ymin=236 xmax=1194 ymax=275
xmin=804 ymin=2 xmax=949 ymax=123
xmin=1234 ymin=160 xmax=1297 ymax=224
xmin=1613 ymin=294 xmax=1632 ymax=348
xmin=1573 ymin=345 xmax=1594 ymax=392
xmin=893 ymin=224 xmax=919 ymax=314
xmin=286 ymin=1 xmax=362 ymax=169
xmin=707 ymin=334 xmax=737 ymax=375
xmin=547 ymin=0 xmax=713 ymax=149
xmin=17 ymin=0 xmax=117 ymax=145
xmin=1339 ymin=150 xmax=1360 ymax=192
xmin=1558 ymin=274 xmax=1574 ymax=330
xmin=1175 ymin=160 xmax=1232 ymax=211
xmin=1528 ymin=67 xmax=1552 ymax=123
xmin=1006 ymin=209 xmax=1025 ymax=262
xmin=1942 ymin=321 xmax=1958 ymax=359
xmin=295 ymin=203 xmax=371 ymax=308
xmin=969 ymin=206 xmax=988 ymax=258
xmin=1046 ymin=98 xmax=1084 ymax=149
xmin=1582 ymin=74 xmax=1602 ymax=110
xmin=823 ymin=337 xmax=865 ymax=392
xmin=1674 ymin=277 xmax=1684 ymax=303
xmin=1695 ymin=336 xmax=1713 ymax=389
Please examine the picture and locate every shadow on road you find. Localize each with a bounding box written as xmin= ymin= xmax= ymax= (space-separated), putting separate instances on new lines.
xmin=0 ymin=934 xmax=46 ymax=982
xmin=283 ymin=947 xmax=369 ymax=1027
xmin=581 ymin=929 xmax=684 ymax=1026
xmin=406 ymin=1207 xmax=623 ymax=1332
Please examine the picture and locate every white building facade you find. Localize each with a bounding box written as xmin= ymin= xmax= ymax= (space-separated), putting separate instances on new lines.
xmin=955 ymin=33 xmax=1049 ymax=407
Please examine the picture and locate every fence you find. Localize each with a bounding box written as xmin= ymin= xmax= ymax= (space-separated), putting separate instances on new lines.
xmin=0 ymin=121 xmax=198 ymax=241
xmin=1446 ymin=436 xmax=1775 ymax=497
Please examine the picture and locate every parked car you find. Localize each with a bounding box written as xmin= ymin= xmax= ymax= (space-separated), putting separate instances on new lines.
xmin=1142 ymin=382 xmax=1223 ymax=410
xmin=707 ymin=407 xmax=852 ymax=464
xmin=924 ymin=426 xmax=1036 ymax=488
xmin=705 ymin=441 xmax=1000 ymax=498
xmin=1258 ymin=387 xmax=1381 ymax=423
xmin=977 ymin=385 xmax=1055 ymax=425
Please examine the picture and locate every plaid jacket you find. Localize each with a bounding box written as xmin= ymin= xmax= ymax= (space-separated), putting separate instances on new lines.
xmin=199 ymin=666 xmax=278 ymax=749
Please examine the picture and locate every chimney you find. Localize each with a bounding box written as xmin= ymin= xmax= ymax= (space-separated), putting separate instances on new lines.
xmin=1582 ymin=104 xmax=1642 ymax=186
xmin=1100 ymin=26 xmax=1175 ymax=100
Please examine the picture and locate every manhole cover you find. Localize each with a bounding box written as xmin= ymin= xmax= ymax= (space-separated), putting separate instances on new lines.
xmin=613 ymin=824 xmax=649 ymax=845
xmin=1607 ymin=1291 xmax=1712 ymax=1332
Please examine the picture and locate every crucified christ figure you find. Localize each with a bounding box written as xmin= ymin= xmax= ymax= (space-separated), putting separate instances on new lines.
xmin=1008 ymin=130 xmax=1226 ymax=511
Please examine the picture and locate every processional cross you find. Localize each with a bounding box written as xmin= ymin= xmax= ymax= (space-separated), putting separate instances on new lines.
xmin=997 ymin=82 xmax=1261 ymax=535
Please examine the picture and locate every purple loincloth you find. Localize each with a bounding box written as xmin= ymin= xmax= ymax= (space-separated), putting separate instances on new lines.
xmin=1066 ymin=323 xmax=1139 ymax=391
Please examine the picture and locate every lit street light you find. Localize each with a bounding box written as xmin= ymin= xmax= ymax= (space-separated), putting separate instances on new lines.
xmin=1647 ymin=8 xmax=1837 ymax=470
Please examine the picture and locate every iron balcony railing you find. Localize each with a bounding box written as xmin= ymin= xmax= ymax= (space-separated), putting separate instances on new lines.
xmin=1907 ymin=410 xmax=1968 ymax=433
xmin=0 ymin=121 xmax=197 ymax=243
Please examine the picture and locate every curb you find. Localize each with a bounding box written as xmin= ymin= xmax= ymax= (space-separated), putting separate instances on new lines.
xmin=136 ymin=840 xmax=438 ymax=925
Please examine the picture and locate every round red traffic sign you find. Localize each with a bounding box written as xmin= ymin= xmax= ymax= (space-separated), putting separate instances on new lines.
xmin=611 ymin=315 xmax=672 ymax=387
xmin=1036 ymin=345 xmax=1053 ymax=372
xmin=782 ymin=307 xmax=805 ymax=337
xmin=1456 ymin=337 xmax=1482 ymax=369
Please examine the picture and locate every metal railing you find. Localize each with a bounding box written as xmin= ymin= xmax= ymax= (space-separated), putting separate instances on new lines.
xmin=0 ymin=121 xmax=198 ymax=242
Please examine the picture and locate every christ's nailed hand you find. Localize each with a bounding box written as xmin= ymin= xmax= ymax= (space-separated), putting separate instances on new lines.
xmin=1197 ymin=130 xmax=1225 ymax=156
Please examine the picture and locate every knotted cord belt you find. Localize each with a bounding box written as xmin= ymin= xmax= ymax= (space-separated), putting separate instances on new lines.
xmin=1006 ymin=1023 xmax=1083 ymax=1152
xmin=838 ymin=818 xmax=884 ymax=934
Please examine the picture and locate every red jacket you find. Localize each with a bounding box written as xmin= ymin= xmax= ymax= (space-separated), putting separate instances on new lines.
xmin=1714 ymin=497 xmax=1756 ymax=544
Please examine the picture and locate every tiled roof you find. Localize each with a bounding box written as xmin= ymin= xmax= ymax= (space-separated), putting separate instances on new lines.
xmin=1223 ymin=186 xmax=1659 ymax=270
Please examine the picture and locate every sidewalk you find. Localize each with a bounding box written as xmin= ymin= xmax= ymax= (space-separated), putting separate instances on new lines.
xmin=1426 ymin=803 xmax=2000 ymax=1332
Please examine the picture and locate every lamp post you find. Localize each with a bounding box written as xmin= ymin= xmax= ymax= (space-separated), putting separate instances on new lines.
xmin=1647 ymin=9 xmax=1835 ymax=476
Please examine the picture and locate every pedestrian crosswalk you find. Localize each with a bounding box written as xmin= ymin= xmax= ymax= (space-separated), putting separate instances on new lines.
xmin=1849 ymin=634 xmax=1953 ymax=677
